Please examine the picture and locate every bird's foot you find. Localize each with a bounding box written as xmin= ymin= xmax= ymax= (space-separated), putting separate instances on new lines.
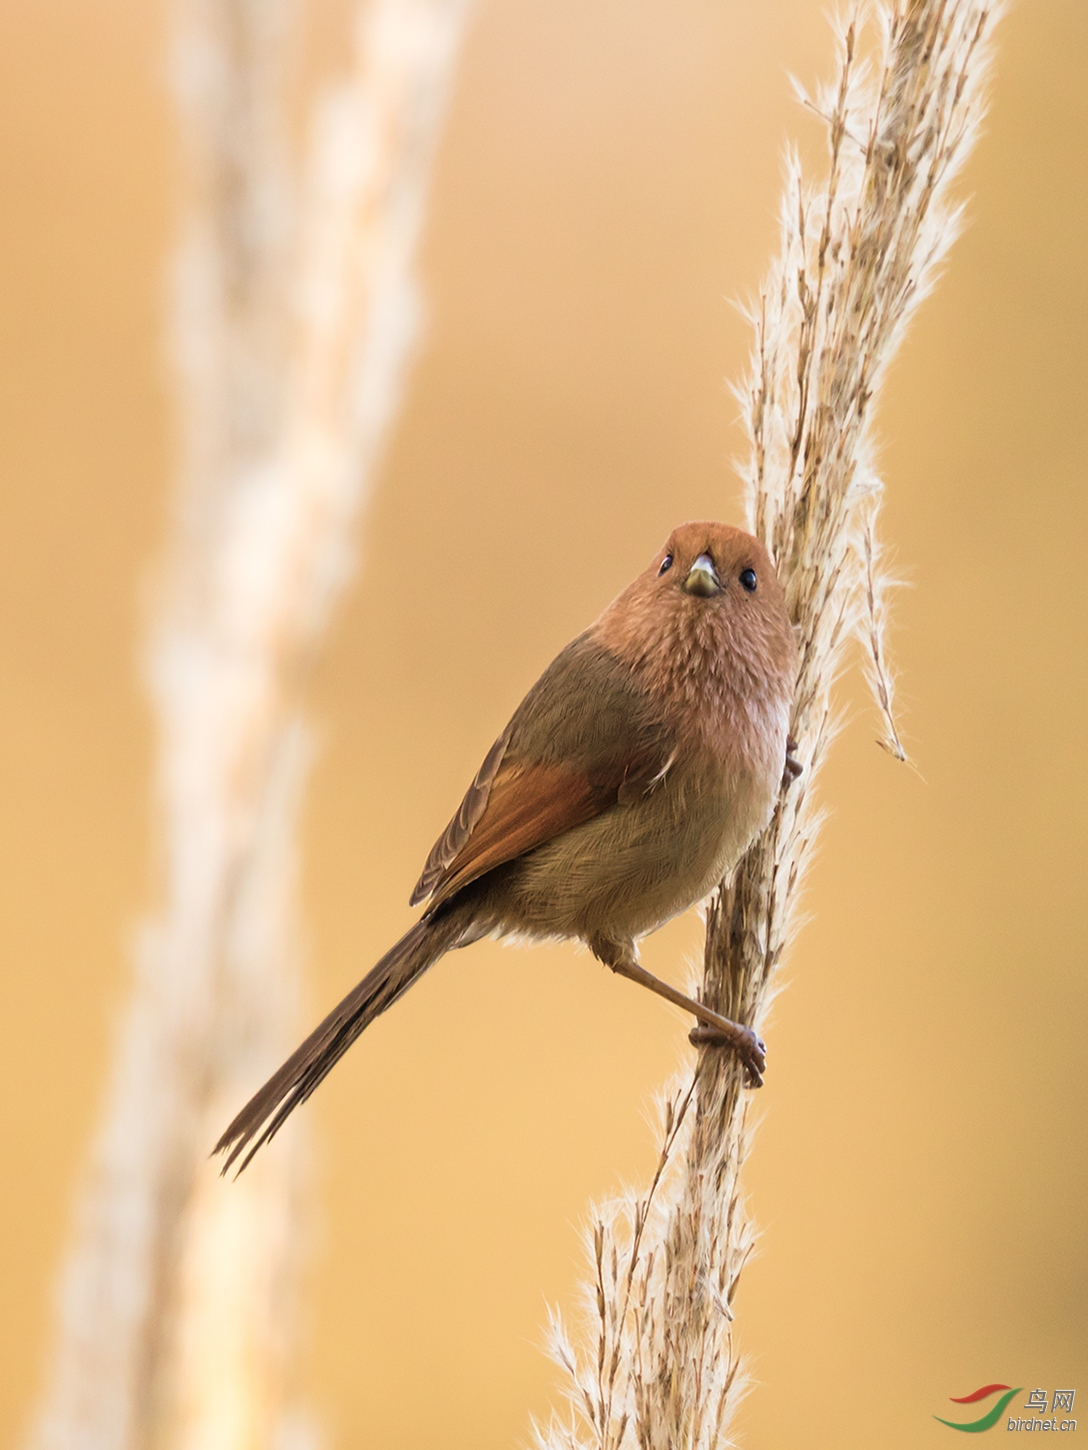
xmin=689 ymin=1021 xmax=766 ymax=1088
xmin=590 ymin=937 xmax=767 ymax=1087
xmin=781 ymin=735 xmax=803 ymax=791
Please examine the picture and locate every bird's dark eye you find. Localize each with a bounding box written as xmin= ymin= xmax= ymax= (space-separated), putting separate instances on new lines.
xmin=659 ymin=554 xmax=673 ymax=575
xmin=739 ymin=568 xmax=757 ymax=592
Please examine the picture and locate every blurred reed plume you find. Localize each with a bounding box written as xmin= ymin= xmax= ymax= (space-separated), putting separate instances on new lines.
xmin=538 ymin=3 xmax=1000 ymax=1446
xmin=26 ymin=1 xmax=471 ymax=1447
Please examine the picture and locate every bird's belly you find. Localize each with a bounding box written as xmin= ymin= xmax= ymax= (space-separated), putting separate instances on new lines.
xmin=496 ymin=759 xmax=775 ymax=943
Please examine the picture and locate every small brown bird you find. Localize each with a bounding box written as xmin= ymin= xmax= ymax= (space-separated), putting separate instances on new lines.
xmin=217 ymin=521 xmax=798 ymax=1171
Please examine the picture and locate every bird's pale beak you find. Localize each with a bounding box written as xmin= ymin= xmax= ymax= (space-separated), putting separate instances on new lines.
xmin=682 ymin=553 xmax=720 ymax=597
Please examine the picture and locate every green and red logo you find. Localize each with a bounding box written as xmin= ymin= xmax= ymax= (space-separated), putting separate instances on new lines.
xmin=935 ymin=1385 xmax=1023 ymax=1433
xmin=936 ymin=1384 xmax=1077 ymax=1432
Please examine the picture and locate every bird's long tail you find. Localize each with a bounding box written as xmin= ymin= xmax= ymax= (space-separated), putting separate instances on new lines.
xmin=215 ymin=906 xmax=471 ymax=1174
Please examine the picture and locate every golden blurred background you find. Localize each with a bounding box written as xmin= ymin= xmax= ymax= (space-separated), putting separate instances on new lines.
xmin=1 ymin=0 xmax=1085 ymax=1446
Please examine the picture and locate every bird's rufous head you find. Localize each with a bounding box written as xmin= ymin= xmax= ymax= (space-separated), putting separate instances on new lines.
xmin=650 ymin=521 xmax=779 ymax=606
xmin=595 ymin=521 xmax=797 ymax=707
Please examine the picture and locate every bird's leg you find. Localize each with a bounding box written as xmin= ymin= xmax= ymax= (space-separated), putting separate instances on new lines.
xmin=589 ymin=936 xmax=766 ymax=1087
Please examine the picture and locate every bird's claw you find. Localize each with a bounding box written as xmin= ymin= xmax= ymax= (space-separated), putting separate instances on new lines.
xmin=689 ymin=1022 xmax=767 ymax=1088
xmin=781 ymin=735 xmax=803 ymax=791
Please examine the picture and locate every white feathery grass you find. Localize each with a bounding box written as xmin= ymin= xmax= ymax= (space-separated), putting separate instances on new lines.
xmin=859 ymin=496 xmax=909 ymax=760
xmin=537 ymin=3 xmax=1001 ymax=1446
xmin=26 ymin=1 xmax=473 ymax=1447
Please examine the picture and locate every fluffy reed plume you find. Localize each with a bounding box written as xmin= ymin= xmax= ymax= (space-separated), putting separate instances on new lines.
xmin=537 ymin=4 xmax=1000 ymax=1446
xmin=26 ymin=2 xmax=472 ymax=1448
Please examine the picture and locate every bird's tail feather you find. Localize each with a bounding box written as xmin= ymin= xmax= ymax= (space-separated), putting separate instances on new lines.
xmin=215 ymin=908 xmax=469 ymax=1174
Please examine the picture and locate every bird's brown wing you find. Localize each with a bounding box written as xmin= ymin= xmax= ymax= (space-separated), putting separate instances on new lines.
xmin=410 ymin=633 xmax=673 ymax=911
xmin=409 ymin=729 xmax=511 ymax=906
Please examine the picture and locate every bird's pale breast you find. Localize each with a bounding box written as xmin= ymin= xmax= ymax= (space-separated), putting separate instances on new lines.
xmin=489 ymin=737 xmax=780 ymax=944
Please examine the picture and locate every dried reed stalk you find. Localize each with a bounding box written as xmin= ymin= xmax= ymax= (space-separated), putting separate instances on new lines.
xmin=27 ymin=2 xmax=472 ymax=1448
xmin=538 ymin=4 xmax=1000 ymax=1446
